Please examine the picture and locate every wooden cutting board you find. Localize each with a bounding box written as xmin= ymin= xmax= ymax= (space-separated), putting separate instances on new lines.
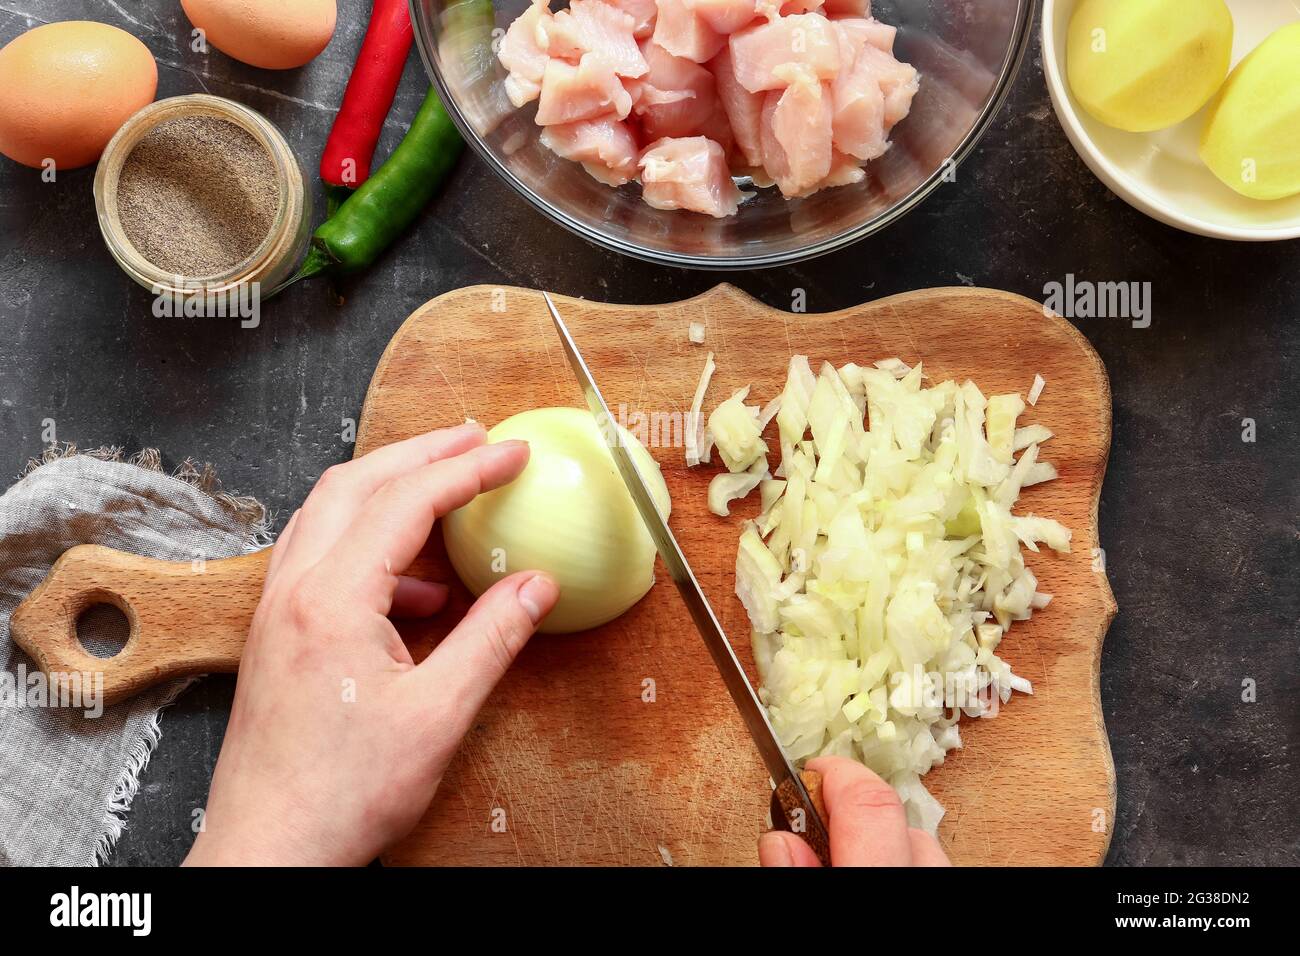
xmin=11 ymin=283 xmax=1117 ymax=865
xmin=358 ymin=284 xmax=1118 ymax=867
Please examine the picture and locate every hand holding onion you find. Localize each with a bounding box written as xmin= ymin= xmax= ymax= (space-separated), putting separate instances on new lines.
xmin=187 ymin=423 xmax=560 ymax=866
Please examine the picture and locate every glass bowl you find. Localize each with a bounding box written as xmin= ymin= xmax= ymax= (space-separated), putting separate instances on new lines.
xmin=413 ymin=0 xmax=1034 ymax=269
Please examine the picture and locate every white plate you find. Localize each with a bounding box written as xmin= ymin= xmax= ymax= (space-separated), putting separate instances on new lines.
xmin=1042 ymin=0 xmax=1300 ymax=241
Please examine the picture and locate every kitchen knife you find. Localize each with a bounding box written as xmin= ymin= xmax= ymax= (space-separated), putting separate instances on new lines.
xmin=542 ymin=291 xmax=832 ymax=865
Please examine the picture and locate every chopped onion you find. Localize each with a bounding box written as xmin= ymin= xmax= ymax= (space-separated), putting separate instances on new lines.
xmin=1022 ymin=461 xmax=1058 ymax=487
xmin=873 ymin=357 xmax=915 ymax=380
xmin=985 ymin=393 xmax=1025 ymax=464
xmin=688 ymin=321 xmax=706 ymax=344
xmin=758 ymin=478 xmax=786 ymax=515
xmin=708 ymin=457 xmax=769 ymax=516
xmin=727 ymin=357 xmax=1070 ymax=832
xmin=708 ymin=386 xmax=767 ymax=472
xmin=757 ymin=394 xmax=783 ymax=433
xmin=1013 ymin=424 xmax=1053 ymax=451
xmin=685 ymin=351 xmax=715 ymax=467
xmin=1027 ymin=373 xmax=1045 ymax=406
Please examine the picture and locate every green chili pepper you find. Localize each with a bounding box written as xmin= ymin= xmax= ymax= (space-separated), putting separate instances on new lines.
xmin=297 ymin=86 xmax=463 ymax=280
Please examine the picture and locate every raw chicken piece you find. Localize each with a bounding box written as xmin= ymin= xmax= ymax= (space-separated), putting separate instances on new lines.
xmin=833 ymin=16 xmax=896 ymax=54
xmin=535 ymin=54 xmax=634 ymax=125
xmin=639 ymin=136 xmax=747 ymax=216
xmin=653 ymin=0 xmax=727 ymax=63
xmin=541 ymin=0 xmax=648 ymax=78
xmin=760 ymin=65 xmax=833 ymax=196
xmin=853 ymin=43 xmax=919 ymax=127
xmin=728 ymin=14 xmax=842 ymax=92
xmin=685 ymin=0 xmax=759 ymax=34
xmin=830 ymin=48 xmax=888 ymax=159
xmin=786 ymin=150 xmax=865 ymax=195
xmin=709 ymin=45 xmax=764 ymax=167
xmin=819 ymin=150 xmax=866 ymax=188
xmin=498 ymin=0 xmax=553 ymax=107
xmin=823 ymin=0 xmax=869 ymax=15
xmin=607 ymin=0 xmax=659 ymax=38
xmin=696 ymin=101 xmax=737 ymax=157
xmin=540 ymin=117 xmax=641 ymax=185
xmin=632 ymin=41 xmax=719 ymax=141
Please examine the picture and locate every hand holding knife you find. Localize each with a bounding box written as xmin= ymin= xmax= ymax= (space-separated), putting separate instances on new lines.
xmin=542 ymin=292 xmax=832 ymax=866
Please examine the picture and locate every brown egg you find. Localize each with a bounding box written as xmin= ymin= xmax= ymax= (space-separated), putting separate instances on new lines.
xmin=0 ymin=21 xmax=157 ymax=170
xmin=182 ymin=0 xmax=337 ymax=70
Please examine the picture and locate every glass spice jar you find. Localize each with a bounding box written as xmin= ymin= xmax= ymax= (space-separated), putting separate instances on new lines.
xmin=93 ymin=94 xmax=311 ymax=317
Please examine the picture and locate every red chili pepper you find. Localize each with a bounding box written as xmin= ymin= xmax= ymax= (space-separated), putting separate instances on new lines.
xmin=320 ymin=0 xmax=414 ymax=195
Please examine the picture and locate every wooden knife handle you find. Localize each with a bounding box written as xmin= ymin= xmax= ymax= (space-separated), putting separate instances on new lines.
xmin=9 ymin=544 xmax=271 ymax=706
xmin=771 ymin=769 xmax=831 ymax=866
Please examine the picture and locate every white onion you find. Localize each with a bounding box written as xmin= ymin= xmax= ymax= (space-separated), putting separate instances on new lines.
xmin=443 ymin=407 xmax=671 ymax=633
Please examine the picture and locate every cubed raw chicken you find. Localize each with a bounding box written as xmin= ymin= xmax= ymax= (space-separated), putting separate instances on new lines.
xmin=686 ymin=0 xmax=759 ymax=34
xmin=760 ymin=65 xmax=833 ymax=196
xmin=540 ymin=117 xmax=642 ymax=184
xmin=833 ymin=16 xmax=896 ymax=55
xmin=535 ymin=54 xmax=634 ymax=125
xmin=653 ymin=0 xmax=727 ymax=63
xmin=502 ymin=0 xmax=914 ymax=215
xmin=853 ymin=43 xmax=919 ymax=127
xmin=728 ymin=14 xmax=842 ymax=92
xmin=498 ymin=0 xmax=553 ymax=107
xmin=631 ymin=40 xmax=719 ymax=141
xmin=709 ymin=45 xmax=764 ymax=167
xmin=830 ymin=47 xmax=888 ymax=159
xmin=639 ymin=136 xmax=747 ymax=216
xmin=607 ymin=0 xmax=660 ymax=38
xmin=542 ymin=0 xmax=648 ymax=78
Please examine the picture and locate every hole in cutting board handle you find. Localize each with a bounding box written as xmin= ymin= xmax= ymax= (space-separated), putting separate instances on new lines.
xmin=76 ymin=602 xmax=131 ymax=660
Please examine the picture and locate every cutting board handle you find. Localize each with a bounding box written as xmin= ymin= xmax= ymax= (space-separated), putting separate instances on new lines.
xmin=9 ymin=544 xmax=270 ymax=706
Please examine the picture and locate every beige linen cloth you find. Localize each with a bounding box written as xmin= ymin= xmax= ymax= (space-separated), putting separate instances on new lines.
xmin=0 ymin=448 xmax=268 ymax=865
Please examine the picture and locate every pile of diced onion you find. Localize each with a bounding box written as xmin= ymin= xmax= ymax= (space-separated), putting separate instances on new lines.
xmin=689 ymin=354 xmax=1070 ymax=832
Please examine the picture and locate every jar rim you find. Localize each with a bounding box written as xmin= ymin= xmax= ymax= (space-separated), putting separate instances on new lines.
xmin=93 ymin=94 xmax=305 ymax=296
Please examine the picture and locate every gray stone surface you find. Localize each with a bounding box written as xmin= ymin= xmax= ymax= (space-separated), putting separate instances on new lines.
xmin=0 ymin=1 xmax=1295 ymax=866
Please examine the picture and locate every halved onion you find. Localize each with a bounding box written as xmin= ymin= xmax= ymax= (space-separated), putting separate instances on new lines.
xmin=443 ymin=407 xmax=671 ymax=633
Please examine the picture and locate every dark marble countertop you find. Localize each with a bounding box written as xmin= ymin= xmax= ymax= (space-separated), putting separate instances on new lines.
xmin=1 ymin=1 xmax=1295 ymax=866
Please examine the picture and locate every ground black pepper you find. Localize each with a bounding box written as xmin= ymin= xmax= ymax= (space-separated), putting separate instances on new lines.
xmin=116 ymin=115 xmax=282 ymax=278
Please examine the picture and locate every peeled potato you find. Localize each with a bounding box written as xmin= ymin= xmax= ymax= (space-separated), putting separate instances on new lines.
xmin=1200 ymin=22 xmax=1300 ymax=201
xmin=1067 ymin=0 xmax=1233 ymax=133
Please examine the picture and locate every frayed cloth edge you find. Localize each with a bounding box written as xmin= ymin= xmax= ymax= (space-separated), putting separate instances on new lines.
xmin=18 ymin=444 xmax=273 ymax=864
xmin=90 ymin=677 xmax=196 ymax=866
xmin=20 ymin=443 xmax=271 ymax=532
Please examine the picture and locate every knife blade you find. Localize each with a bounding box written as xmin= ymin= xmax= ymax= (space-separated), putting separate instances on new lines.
xmin=542 ymin=292 xmax=831 ymax=864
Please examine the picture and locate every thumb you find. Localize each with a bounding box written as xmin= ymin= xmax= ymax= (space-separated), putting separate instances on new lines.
xmin=758 ymin=831 xmax=824 ymax=867
xmin=407 ymin=571 xmax=560 ymax=730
